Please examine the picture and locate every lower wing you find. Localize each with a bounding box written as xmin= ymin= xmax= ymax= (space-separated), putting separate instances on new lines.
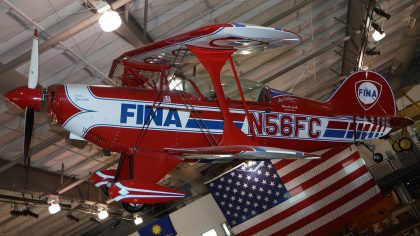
xmin=165 ymin=145 xmax=320 ymax=160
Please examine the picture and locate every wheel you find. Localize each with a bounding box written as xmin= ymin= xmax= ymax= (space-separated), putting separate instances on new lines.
xmin=392 ymin=142 xmax=403 ymax=153
xmin=373 ymin=153 xmax=384 ymax=163
xmin=122 ymin=202 xmax=145 ymax=213
xmin=399 ymin=137 xmax=413 ymax=151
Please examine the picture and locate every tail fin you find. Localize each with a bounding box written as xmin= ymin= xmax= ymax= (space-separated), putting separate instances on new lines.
xmin=325 ymin=70 xmax=396 ymax=116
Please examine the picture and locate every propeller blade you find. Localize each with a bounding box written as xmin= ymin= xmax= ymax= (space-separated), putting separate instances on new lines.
xmin=24 ymin=107 xmax=34 ymax=166
xmin=28 ymin=30 xmax=39 ymax=89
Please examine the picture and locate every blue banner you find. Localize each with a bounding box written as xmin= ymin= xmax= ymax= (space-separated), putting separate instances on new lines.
xmin=138 ymin=215 xmax=177 ymax=236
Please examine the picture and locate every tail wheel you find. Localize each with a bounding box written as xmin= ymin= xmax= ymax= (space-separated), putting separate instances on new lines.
xmin=373 ymin=153 xmax=384 ymax=163
xmin=122 ymin=202 xmax=145 ymax=213
xmin=392 ymin=142 xmax=403 ymax=153
xmin=399 ymin=137 xmax=413 ymax=151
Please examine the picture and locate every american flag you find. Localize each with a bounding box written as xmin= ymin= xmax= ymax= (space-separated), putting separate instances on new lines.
xmin=206 ymin=144 xmax=383 ymax=235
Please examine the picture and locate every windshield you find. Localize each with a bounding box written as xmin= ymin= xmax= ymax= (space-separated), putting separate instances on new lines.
xmin=171 ymin=75 xmax=271 ymax=102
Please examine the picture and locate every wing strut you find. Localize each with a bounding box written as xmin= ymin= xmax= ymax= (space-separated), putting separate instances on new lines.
xmin=187 ymin=45 xmax=253 ymax=146
xmin=228 ymin=57 xmax=259 ymax=144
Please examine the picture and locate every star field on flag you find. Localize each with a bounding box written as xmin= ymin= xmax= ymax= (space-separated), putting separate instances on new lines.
xmin=206 ymin=160 xmax=290 ymax=227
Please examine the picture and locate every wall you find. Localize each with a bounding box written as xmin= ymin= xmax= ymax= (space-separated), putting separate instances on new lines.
xmin=169 ymin=194 xmax=227 ymax=236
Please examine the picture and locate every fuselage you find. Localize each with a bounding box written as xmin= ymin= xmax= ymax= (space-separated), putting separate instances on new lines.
xmin=45 ymin=84 xmax=391 ymax=155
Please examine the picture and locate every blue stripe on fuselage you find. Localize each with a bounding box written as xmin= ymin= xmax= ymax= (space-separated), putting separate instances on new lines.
xmin=186 ymin=119 xmax=243 ymax=130
xmin=323 ymin=129 xmax=346 ymax=138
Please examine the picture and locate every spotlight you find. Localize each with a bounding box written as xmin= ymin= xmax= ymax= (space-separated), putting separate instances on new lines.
xmin=374 ymin=7 xmax=391 ymax=19
xmin=48 ymin=202 xmax=61 ymax=215
xmin=99 ymin=10 xmax=122 ymax=32
xmin=133 ymin=214 xmax=143 ymax=225
xmin=365 ymin=47 xmax=381 ymax=56
xmin=372 ymin=30 xmax=386 ymax=41
xmin=371 ymin=21 xmax=384 ymax=34
xmin=97 ymin=208 xmax=109 ymax=220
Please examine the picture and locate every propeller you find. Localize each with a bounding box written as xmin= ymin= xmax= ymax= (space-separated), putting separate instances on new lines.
xmin=24 ymin=107 xmax=34 ymax=166
xmin=23 ymin=30 xmax=39 ymax=167
xmin=28 ymin=30 xmax=39 ymax=89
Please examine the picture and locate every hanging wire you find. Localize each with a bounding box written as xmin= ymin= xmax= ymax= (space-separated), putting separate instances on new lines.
xmin=309 ymin=2 xmax=318 ymax=97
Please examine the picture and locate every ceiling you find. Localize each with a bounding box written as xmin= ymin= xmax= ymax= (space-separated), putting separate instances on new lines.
xmin=0 ymin=0 xmax=419 ymax=235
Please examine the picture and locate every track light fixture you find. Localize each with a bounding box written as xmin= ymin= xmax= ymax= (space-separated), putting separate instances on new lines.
xmin=97 ymin=207 xmax=109 ymax=220
xmin=47 ymin=196 xmax=61 ymax=215
xmin=370 ymin=20 xmax=384 ymax=34
xmin=374 ymin=7 xmax=391 ymax=19
xmin=133 ymin=214 xmax=143 ymax=225
xmin=365 ymin=47 xmax=381 ymax=56
xmin=372 ymin=30 xmax=386 ymax=41
xmin=48 ymin=201 xmax=61 ymax=214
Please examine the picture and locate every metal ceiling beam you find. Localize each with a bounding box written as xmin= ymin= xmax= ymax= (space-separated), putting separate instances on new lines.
xmin=388 ymin=4 xmax=420 ymax=90
xmin=340 ymin=0 xmax=368 ymax=74
xmin=158 ymin=0 xmax=244 ymax=40
xmin=0 ymin=0 xmax=132 ymax=79
xmin=0 ymin=133 xmax=65 ymax=173
xmin=146 ymin=0 xmax=204 ymax=31
xmin=57 ymin=158 xmax=119 ymax=195
xmin=0 ymin=159 xmax=106 ymax=202
xmin=110 ymin=0 xmax=154 ymax=46
xmin=341 ymin=0 xmax=419 ymax=76
xmin=261 ymin=0 xmax=315 ymax=26
xmin=259 ymin=33 xmax=355 ymax=84
xmin=115 ymin=12 xmax=153 ymax=46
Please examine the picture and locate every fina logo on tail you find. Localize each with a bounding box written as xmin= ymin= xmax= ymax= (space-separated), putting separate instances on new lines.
xmin=355 ymin=80 xmax=382 ymax=110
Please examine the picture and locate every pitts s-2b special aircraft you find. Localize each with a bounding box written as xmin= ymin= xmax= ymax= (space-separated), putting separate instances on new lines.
xmin=4 ymin=23 xmax=412 ymax=213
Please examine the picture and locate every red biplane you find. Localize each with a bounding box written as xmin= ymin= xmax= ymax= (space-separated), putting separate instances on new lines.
xmin=4 ymin=23 xmax=412 ymax=212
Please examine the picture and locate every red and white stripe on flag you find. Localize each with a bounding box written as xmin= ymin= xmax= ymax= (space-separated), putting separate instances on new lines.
xmin=233 ymin=144 xmax=383 ymax=236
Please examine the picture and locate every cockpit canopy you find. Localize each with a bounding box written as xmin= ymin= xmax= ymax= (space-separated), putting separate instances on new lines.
xmin=171 ymin=75 xmax=272 ymax=103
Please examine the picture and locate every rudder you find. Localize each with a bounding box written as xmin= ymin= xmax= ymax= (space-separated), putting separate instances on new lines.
xmin=325 ymin=70 xmax=396 ymax=116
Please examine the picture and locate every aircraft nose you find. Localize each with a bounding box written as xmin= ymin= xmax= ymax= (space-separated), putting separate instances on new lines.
xmin=4 ymin=85 xmax=43 ymax=111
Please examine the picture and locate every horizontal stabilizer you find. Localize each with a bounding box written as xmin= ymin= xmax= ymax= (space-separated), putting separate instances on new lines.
xmin=165 ymin=145 xmax=320 ymax=160
xmin=389 ymin=116 xmax=414 ymax=130
xmin=109 ymin=180 xmax=185 ymax=204
xmin=90 ymin=169 xmax=116 ymax=188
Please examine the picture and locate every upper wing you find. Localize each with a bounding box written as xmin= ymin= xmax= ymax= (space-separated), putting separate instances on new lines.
xmin=108 ymin=23 xmax=301 ymax=81
xmin=165 ymin=145 xmax=320 ymax=160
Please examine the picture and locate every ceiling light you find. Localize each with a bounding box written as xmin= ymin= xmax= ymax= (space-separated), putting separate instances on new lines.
xmin=133 ymin=214 xmax=143 ymax=225
xmin=97 ymin=208 xmax=109 ymax=220
xmin=48 ymin=202 xmax=61 ymax=215
xmin=374 ymin=7 xmax=391 ymax=19
xmin=99 ymin=10 xmax=122 ymax=32
xmin=372 ymin=30 xmax=386 ymax=41
xmin=370 ymin=20 xmax=384 ymax=34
